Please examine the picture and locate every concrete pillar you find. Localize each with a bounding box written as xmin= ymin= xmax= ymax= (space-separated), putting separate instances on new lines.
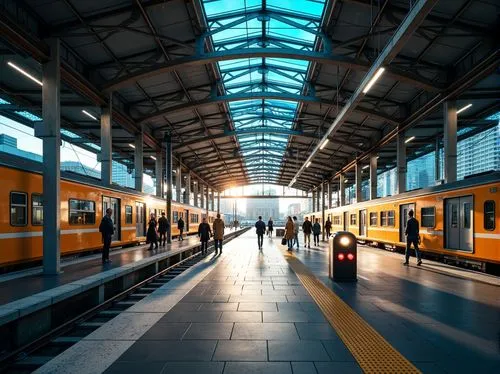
xmin=165 ymin=133 xmax=172 ymax=244
xmin=327 ymin=182 xmax=332 ymax=209
xmin=100 ymin=97 xmax=112 ymax=186
xmin=200 ymin=184 xmax=205 ymax=210
xmin=186 ymin=174 xmax=191 ymax=205
xmin=210 ymin=189 xmax=214 ymax=211
xmin=155 ymin=151 xmax=163 ymax=198
xmin=217 ymin=191 xmax=220 ymax=214
xmin=444 ymin=101 xmax=457 ymax=183
xmin=193 ymin=179 xmax=198 ymax=207
xmin=396 ymin=131 xmax=406 ymax=194
xmin=369 ymin=154 xmax=378 ymax=200
xmin=176 ymin=160 xmax=182 ymax=203
xmin=355 ymin=162 xmax=363 ymax=203
xmin=435 ymin=137 xmax=440 ymax=182
xmin=134 ymin=128 xmax=144 ymax=192
xmin=41 ymin=38 xmax=61 ymax=275
xmin=321 ymin=182 xmax=325 ymax=240
xmin=339 ymin=174 xmax=345 ymax=207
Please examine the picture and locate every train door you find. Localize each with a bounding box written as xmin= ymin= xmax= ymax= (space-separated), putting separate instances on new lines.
xmin=343 ymin=211 xmax=349 ymax=231
xmin=184 ymin=209 xmax=189 ymax=232
xmin=399 ymin=203 xmax=415 ymax=243
xmin=359 ymin=210 xmax=367 ymax=236
xmin=445 ymin=196 xmax=473 ymax=252
xmin=103 ymin=196 xmax=120 ymax=241
xmin=136 ymin=202 xmax=146 ymax=237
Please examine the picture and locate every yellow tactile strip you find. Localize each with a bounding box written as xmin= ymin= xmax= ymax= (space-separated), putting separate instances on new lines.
xmin=283 ymin=251 xmax=420 ymax=374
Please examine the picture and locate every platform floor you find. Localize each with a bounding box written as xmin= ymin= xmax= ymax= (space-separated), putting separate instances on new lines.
xmin=33 ymin=232 xmax=500 ymax=374
xmin=0 ymin=229 xmax=237 ymax=305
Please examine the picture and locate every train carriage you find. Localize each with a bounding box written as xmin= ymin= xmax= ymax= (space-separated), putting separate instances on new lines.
xmin=1 ymin=156 xmax=222 ymax=268
xmin=306 ymin=172 xmax=500 ymax=272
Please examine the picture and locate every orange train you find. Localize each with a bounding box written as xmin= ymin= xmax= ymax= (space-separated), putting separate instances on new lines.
xmin=1 ymin=156 xmax=222 ymax=268
xmin=306 ymin=172 xmax=500 ymax=272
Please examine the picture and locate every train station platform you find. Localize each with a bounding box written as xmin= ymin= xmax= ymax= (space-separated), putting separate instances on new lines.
xmin=29 ymin=231 xmax=499 ymax=374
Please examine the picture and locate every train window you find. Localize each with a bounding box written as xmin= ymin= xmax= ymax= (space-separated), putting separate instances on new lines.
xmin=387 ymin=211 xmax=395 ymax=226
xmin=369 ymin=212 xmax=377 ymax=226
xmin=173 ymin=211 xmax=179 ymax=223
xmin=190 ymin=213 xmax=199 ymax=223
xmin=484 ymin=201 xmax=495 ymax=231
xmin=350 ymin=214 xmax=357 ymax=225
xmin=333 ymin=216 xmax=340 ymax=225
xmin=125 ymin=205 xmax=133 ymax=224
xmin=32 ymin=194 xmax=43 ymax=226
xmin=463 ymin=203 xmax=471 ymax=229
xmin=451 ymin=205 xmax=458 ymax=227
xmin=10 ymin=192 xmax=28 ymax=226
xmin=421 ymin=207 xmax=435 ymax=228
xmin=69 ymin=199 xmax=96 ymax=225
xmin=380 ymin=211 xmax=387 ymax=226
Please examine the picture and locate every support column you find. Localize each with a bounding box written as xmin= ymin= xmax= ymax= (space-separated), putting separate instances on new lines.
xmin=165 ymin=133 xmax=172 ymax=244
xmin=327 ymin=182 xmax=332 ymax=209
xmin=193 ymin=179 xmax=198 ymax=207
xmin=435 ymin=137 xmax=440 ymax=182
xmin=200 ymin=184 xmax=205 ymax=210
xmin=321 ymin=182 xmax=325 ymax=240
xmin=311 ymin=190 xmax=316 ymax=211
xmin=176 ymin=160 xmax=182 ymax=203
xmin=186 ymin=174 xmax=191 ymax=205
xmin=100 ymin=96 xmax=112 ymax=186
xmin=355 ymin=162 xmax=363 ymax=203
xmin=444 ymin=101 xmax=457 ymax=183
xmin=396 ymin=131 xmax=406 ymax=194
xmin=369 ymin=154 xmax=378 ymax=200
xmin=41 ymin=38 xmax=61 ymax=275
xmin=134 ymin=127 xmax=144 ymax=192
xmin=155 ymin=151 xmax=163 ymax=198
xmin=339 ymin=174 xmax=345 ymax=207
xmin=210 ymin=189 xmax=214 ymax=212
xmin=217 ymin=191 xmax=220 ymax=214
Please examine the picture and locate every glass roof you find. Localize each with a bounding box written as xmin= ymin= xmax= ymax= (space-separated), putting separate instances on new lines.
xmin=202 ymin=0 xmax=327 ymax=183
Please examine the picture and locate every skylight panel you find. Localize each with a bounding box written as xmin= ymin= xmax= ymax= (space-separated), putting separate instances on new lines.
xmin=267 ymin=0 xmax=325 ymax=17
xmin=0 ymin=98 xmax=11 ymax=105
xmin=61 ymin=129 xmax=81 ymax=139
xmin=15 ymin=111 xmax=42 ymax=122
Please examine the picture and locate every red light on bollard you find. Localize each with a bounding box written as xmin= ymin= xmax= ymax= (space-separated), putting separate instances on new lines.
xmin=347 ymin=253 xmax=354 ymax=261
xmin=337 ymin=253 xmax=345 ymax=261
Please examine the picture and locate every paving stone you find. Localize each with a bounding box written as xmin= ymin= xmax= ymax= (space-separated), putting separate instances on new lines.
xmin=231 ymin=323 xmax=299 ymax=340
xmin=104 ymin=362 xmax=165 ymax=374
xmin=118 ymin=340 xmax=217 ymax=362
xmin=220 ymin=311 xmax=262 ymax=322
xmin=223 ymin=362 xmax=292 ymax=374
xmin=212 ymin=340 xmax=267 ymax=361
xmin=161 ymin=362 xmax=224 ymax=374
xmin=238 ymin=303 xmax=278 ymax=312
xmin=199 ymin=303 xmax=239 ymax=311
xmin=160 ymin=311 xmax=222 ymax=323
xmin=294 ymin=323 xmax=339 ymax=340
xmin=291 ymin=362 xmax=317 ymax=374
xmin=183 ymin=323 xmax=234 ymax=339
xmin=314 ymin=361 xmax=363 ymax=374
xmin=136 ymin=322 xmax=191 ymax=340
xmin=268 ymin=340 xmax=330 ymax=361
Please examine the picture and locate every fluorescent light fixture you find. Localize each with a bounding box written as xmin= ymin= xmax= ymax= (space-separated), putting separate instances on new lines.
xmin=306 ymin=161 xmax=311 ymax=168
xmin=456 ymin=103 xmax=472 ymax=114
xmin=320 ymin=139 xmax=329 ymax=150
xmin=82 ymin=110 xmax=97 ymax=121
xmin=7 ymin=61 xmax=43 ymax=86
xmin=128 ymin=143 xmax=135 ymax=149
xmin=405 ymin=136 xmax=415 ymax=144
xmin=362 ymin=165 xmax=369 ymax=170
xmin=362 ymin=67 xmax=385 ymax=94
xmin=150 ymin=155 xmax=156 ymax=160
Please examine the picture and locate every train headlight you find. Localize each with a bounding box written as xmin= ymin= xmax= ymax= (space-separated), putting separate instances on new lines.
xmin=339 ymin=236 xmax=350 ymax=247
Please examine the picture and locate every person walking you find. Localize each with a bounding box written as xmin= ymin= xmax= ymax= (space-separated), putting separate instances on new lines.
xmin=99 ymin=208 xmax=114 ymax=264
xmin=158 ymin=212 xmax=169 ymax=247
xmin=198 ymin=217 xmax=212 ymax=255
xmin=177 ymin=216 xmax=185 ymax=241
xmin=404 ymin=209 xmax=422 ymax=266
xmin=313 ymin=218 xmax=321 ymax=246
xmin=293 ymin=216 xmax=300 ymax=250
xmin=213 ymin=213 xmax=225 ymax=254
xmin=147 ymin=213 xmax=158 ymax=250
xmin=255 ymin=216 xmax=266 ymax=250
xmin=325 ymin=217 xmax=332 ymax=238
xmin=267 ymin=217 xmax=274 ymax=237
xmin=285 ymin=216 xmax=295 ymax=251
xmin=302 ymin=217 xmax=312 ymax=249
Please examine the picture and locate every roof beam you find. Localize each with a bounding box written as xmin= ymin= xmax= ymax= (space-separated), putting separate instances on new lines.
xmin=290 ymin=0 xmax=439 ymax=187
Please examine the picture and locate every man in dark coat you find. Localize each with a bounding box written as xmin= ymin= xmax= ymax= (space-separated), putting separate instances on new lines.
xmin=158 ymin=212 xmax=169 ymax=246
xmin=325 ymin=218 xmax=332 ymax=238
xmin=267 ymin=217 xmax=274 ymax=237
xmin=255 ymin=216 xmax=266 ymax=250
xmin=177 ymin=216 xmax=185 ymax=241
xmin=302 ymin=217 xmax=312 ymax=249
xmin=147 ymin=213 xmax=158 ymax=250
xmin=404 ymin=209 xmax=422 ymax=266
xmin=99 ymin=208 xmax=114 ymax=264
xmin=198 ymin=217 xmax=212 ymax=255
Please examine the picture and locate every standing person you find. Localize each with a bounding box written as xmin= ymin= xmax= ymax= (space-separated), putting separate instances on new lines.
xmin=255 ymin=216 xmax=266 ymax=250
xmin=293 ymin=216 xmax=300 ymax=250
xmin=302 ymin=217 xmax=312 ymax=249
xmin=313 ymin=218 xmax=321 ymax=246
xmin=325 ymin=217 xmax=332 ymax=238
xmin=213 ymin=213 xmax=225 ymax=255
xmin=404 ymin=210 xmax=422 ymax=266
xmin=99 ymin=208 xmax=114 ymax=264
xmin=198 ymin=217 xmax=212 ymax=255
xmin=285 ymin=216 xmax=295 ymax=251
xmin=177 ymin=216 xmax=185 ymax=241
xmin=147 ymin=213 xmax=158 ymax=250
xmin=267 ymin=217 xmax=274 ymax=237
xmin=158 ymin=212 xmax=169 ymax=247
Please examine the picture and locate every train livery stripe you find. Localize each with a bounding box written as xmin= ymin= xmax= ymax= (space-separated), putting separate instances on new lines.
xmin=0 ymin=227 xmax=139 ymax=239
xmin=475 ymin=233 xmax=500 ymax=239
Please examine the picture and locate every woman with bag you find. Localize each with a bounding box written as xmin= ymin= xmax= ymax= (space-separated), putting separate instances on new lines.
xmin=284 ymin=216 xmax=295 ymax=251
xmin=147 ymin=213 xmax=158 ymax=250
